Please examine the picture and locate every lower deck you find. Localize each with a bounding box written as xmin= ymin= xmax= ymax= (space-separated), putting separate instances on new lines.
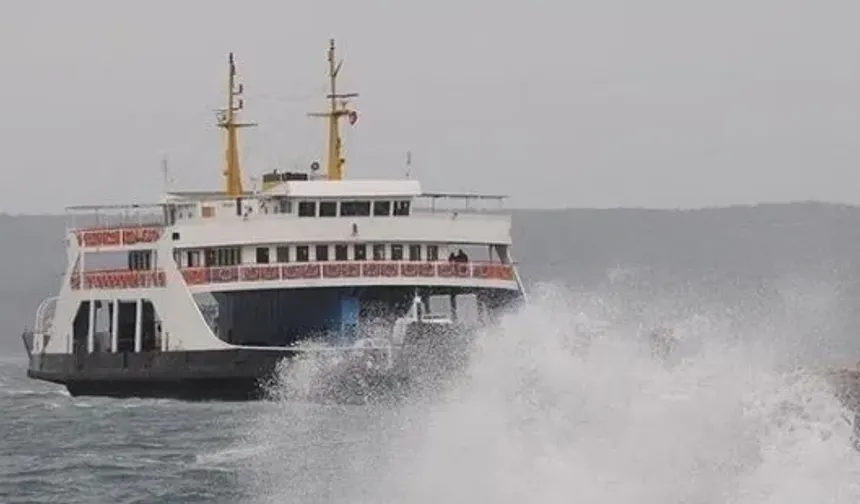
xmin=25 ymin=285 xmax=523 ymax=401
xmin=61 ymin=285 xmax=520 ymax=357
xmin=200 ymin=285 xmax=519 ymax=347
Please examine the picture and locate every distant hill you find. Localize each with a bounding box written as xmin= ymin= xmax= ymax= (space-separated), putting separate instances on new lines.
xmin=3 ymin=203 xmax=860 ymax=359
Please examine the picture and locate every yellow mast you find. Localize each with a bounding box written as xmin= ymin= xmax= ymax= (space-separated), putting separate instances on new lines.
xmin=217 ymin=52 xmax=256 ymax=196
xmin=308 ymin=39 xmax=359 ymax=181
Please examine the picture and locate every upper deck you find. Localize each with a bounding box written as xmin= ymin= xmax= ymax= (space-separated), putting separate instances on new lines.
xmin=67 ymin=177 xmax=514 ymax=249
xmin=64 ymin=40 xmax=514 ymax=251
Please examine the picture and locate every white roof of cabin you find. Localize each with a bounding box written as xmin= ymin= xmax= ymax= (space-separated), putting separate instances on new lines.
xmin=264 ymin=179 xmax=422 ymax=199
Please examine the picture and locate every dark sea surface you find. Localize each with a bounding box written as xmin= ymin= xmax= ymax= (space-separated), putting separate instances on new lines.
xmin=5 ymin=205 xmax=860 ymax=502
xmin=0 ymin=357 xmax=252 ymax=503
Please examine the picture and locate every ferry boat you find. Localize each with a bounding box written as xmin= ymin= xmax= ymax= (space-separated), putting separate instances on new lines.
xmin=21 ymin=40 xmax=527 ymax=401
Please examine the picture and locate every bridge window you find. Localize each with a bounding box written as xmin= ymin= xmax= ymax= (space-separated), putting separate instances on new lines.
xmin=319 ymin=201 xmax=337 ymax=217
xmin=221 ymin=247 xmax=241 ymax=266
xmin=391 ymin=244 xmax=404 ymax=261
xmin=353 ymin=244 xmax=367 ymax=261
xmin=256 ymin=247 xmax=270 ymax=264
xmin=341 ymin=200 xmax=371 ymax=217
xmin=296 ymin=246 xmax=309 ymax=262
xmin=372 ymin=244 xmax=386 ymax=260
xmin=278 ymin=198 xmax=292 ymax=214
xmin=298 ymin=201 xmax=316 ymax=217
xmin=276 ymin=246 xmax=290 ymax=263
xmin=427 ymin=245 xmax=439 ymax=261
xmin=184 ymin=250 xmax=202 ymax=267
xmin=334 ymin=244 xmax=348 ymax=261
xmin=315 ymin=245 xmax=329 ymax=261
xmin=408 ymin=244 xmax=422 ymax=261
xmin=206 ymin=247 xmax=242 ymax=266
xmin=373 ymin=201 xmax=391 ymax=216
xmin=393 ymin=200 xmax=411 ymax=216
xmin=128 ymin=250 xmax=153 ymax=270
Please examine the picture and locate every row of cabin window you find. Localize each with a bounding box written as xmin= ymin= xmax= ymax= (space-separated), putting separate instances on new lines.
xmin=180 ymin=243 xmax=441 ymax=268
xmin=296 ymin=200 xmax=411 ymax=218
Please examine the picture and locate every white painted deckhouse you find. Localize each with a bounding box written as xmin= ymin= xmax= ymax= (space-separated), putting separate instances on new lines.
xmin=22 ymin=40 xmax=526 ymax=400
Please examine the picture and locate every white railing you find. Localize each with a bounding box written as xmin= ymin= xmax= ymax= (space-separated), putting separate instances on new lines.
xmin=66 ymin=203 xmax=167 ymax=231
xmin=413 ymin=192 xmax=508 ymax=214
xmin=33 ymin=296 xmax=58 ymax=335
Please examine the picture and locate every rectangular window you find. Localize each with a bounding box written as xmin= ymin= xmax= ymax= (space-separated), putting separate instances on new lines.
xmin=393 ymin=200 xmax=411 ymax=216
xmin=391 ymin=244 xmax=404 ymax=261
xmin=315 ymin=245 xmax=329 ymax=261
xmin=129 ymin=251 xmax=153 ymax=270
xmin=256 ymin=247 xmax=270 ymax=264
xmin=213 ymin=247 xmax=241 ymax=266
xmin=372 ymin=244 xmax=386 ymax=260
xmin=427 ymin=245 xmax=439 ymax=261
xmin=408 ymin=244 xmax=422 ymax=261
xmin=296 ymin=246 xmax=309 ymax=262
xmin=276 ymin=246 xmax=289 ymax=263
xmin=319 ymin=201 xmax=337 ymax=217
xmin=298 ymin=201 xmax=316 ymax=217
xmin=334 ymin=244 xmax=348 ymax=261
xmin=341 ymin=200 xmax=372 ymax=217
xmin=204 ymin=249 xmax=216 ymax=267
xmin=372 ymin=200 xmax=391 ymax=216
xmin=353 ymin=244 xmax=367 ymax=261
xmin=278 ymin=198 xmax=292 ymax=214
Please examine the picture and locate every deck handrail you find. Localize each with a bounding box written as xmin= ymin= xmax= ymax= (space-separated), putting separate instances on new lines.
xmin=33 ymin=296 xmax=58 ymax=335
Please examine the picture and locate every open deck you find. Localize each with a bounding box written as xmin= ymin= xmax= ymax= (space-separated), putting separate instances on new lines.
xmin=65 ymin=187 xmax=510 ymax=240
xmin=69 ymin=260 xmax=517 ymax=291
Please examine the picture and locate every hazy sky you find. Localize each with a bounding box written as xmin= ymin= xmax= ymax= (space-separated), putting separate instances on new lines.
xmin=2 ymin=0 xmax=859 ymax=213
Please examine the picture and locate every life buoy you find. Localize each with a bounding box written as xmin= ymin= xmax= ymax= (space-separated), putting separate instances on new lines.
xmin=260 ymin=266 xmax=280 ymax=280
xmin=122 ymin=229 xmax=137 ymax=245
xmin=381 ymin=263 xmax=398 ymax=277
xmin=182 ymin=268 xmax=203 ymax=285
xmin=437 ymin=264 xmax=454 ymax=277
xmin=323 ymin=264 xmax=342 ymax=278
xmin=102 ymin=231 xmax=121 ymax=246
xmin=282 ymin=265 xmax=301 ymax=279
xmin=141 ymin=228 xmax=161 ymax=243
xmin=343 ymin=263 xmax=361 ymax=277
xmin=242 ymin=266 xmax=260 ymax=281
xmin=362 ymin=263 xmax=381 ymax=277
xmin=304 ymin=264 xmax=321 ymax=278
xmin=214 ymin=267 xmax=237 ymax=282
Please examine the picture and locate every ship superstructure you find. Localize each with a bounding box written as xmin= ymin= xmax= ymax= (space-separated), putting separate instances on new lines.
xmin=22 ymin=40 xmax=526 ymax=400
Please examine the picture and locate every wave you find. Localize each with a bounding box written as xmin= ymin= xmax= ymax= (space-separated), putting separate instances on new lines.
xmin=240 ymin=280 xmax=860 ymax=503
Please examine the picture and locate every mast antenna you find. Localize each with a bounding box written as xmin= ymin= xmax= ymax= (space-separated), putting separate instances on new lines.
xmin=161 ymin=155 xmax=171 ymax=192
xmin=405 ymin=150 xmax=412 ymax=179
xmin=307 ymin=38 xmax=359 ymax=181
xmin=217 ymin=52 xmax=257 ymax=196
